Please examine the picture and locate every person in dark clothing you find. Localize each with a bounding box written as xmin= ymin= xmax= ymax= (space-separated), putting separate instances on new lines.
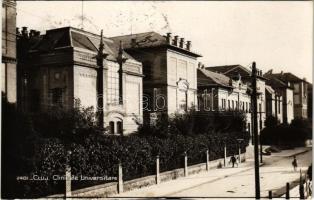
xmin=230 ymin=155 xmax=237 ymax=168
xmin=307 ymin=164 xmax=312 ymax=181
xmin=292 ymin=156 xmax=298 ymax=171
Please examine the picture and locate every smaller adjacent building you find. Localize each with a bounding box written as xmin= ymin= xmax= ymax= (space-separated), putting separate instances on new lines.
xmin=110 ymin=32 xmax=201 ymax=124
xmin=206 ymin=64 xmax=267 ymax=133
xmin=270 ymin=71 xmax=309 ymax=119
xmin=265 ymin=85 xmax=282 ymax=122
xmin=197 ymin=65 xmax=252 ymax=137
xmin=264 ymin=70 xmax=294 ymax=124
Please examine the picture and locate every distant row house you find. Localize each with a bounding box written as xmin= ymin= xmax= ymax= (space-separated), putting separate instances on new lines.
xmin=2 ymin=3 xmax=312 ymax=135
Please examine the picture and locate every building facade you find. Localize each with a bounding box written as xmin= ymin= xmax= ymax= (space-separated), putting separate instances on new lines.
xmin=271 ymin=72 xmax=309 ymax=119
xmin=197 ymin=66 xmax=252 ymax=136
xmin=264 ymin=70 xmax=294 ymax=124
xmin=265 ymin=85 xmax=283 ymax=123
xmin=110 ymin=32 xmax=201 ymax=123
xmin=17 ymin=27 xmax=143 ymax=135
xmin=206 ymin=65 xmax=267 ymax=133
xmin=2 ymin=0 xmax=16 ymax=103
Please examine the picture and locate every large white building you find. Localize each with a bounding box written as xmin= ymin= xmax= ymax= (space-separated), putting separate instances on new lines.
xmin=17 ymin=27 xmax=143 ymax=135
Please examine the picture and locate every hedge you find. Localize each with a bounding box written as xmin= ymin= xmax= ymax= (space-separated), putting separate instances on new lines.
xmin=2 ymin=100 xmax=249 ymax=198
xmin=261 ymin=116 xmax=312 ymax=147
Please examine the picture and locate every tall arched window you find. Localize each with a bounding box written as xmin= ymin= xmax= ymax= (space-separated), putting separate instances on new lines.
xmin=117 ymin=121 xmax=123 ymax=135
xmin=109 ymin=121 xmax=114 ymax=134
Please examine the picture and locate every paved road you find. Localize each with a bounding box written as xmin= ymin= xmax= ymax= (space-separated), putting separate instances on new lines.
xmin=113 ymin=147 xmax=312 ymax=199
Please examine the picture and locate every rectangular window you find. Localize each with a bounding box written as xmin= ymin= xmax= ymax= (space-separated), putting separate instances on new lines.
xmin=294 ymin=83 xmax=299 ymax=93
xmin=178 ymin=90 xmax=187 ymax=111
xmin=228 ymin=100 xmax=230 ymax=110
xmin=108 ymin=64 xmax=119 ymax=104
xmin=51 ymin=88 xmax=63 ymax=106
xmin=232 ymin=100 xmax=234 ymax=110
xmin=259 ymin=103 xmax=262 ymax=113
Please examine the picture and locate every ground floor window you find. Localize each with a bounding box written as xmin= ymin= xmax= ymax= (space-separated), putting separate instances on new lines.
xmin=109 ymin=121 xmax=114 ymax=134
xmin=109 ymin=120 xmax=123 ymax=135
xmin=117 ymin=121 xmax=123 ymax=135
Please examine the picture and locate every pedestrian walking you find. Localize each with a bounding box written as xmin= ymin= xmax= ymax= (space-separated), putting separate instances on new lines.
xmin=307 ymin=164 xmax=312 ymax=196
xmin=307 ymin=164 xmax=312 ymax=181
xmin=229 ymin=155 xmax=238 ymax=168
xmin=292 ymin=156 xmax=298 ymax=171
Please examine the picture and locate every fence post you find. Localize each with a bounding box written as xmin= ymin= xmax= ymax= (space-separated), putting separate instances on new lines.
xmin=238 ymin=147 xmax=241 ymax=164
xmin=286 ymin=182 xmax=290 ymax=199
xmin=184 ymin=151 xmax=188 ymax=177
xmin=65 ymin=164 xmax=71 ymax=198
xmin=224 ymin=144 xmax=227 ymax=167
xmin=206 ymin=150 xmax=209 ymax=171
xmin=300 ymin=170 xmax=305 ymax=199
xmin=118 ymin=162 xmax=123 ymax=193
xmin=156 ymin=155 xmax=160 ymax=184
xmin=268 ymin=190 xmax=272 ymax=199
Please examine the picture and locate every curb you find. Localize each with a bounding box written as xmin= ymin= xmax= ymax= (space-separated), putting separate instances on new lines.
xmin=164 ymin=162 xmax=265 ymax=197
xmin=165 ymin=148 xmax=310 ymax=198
xmin=269 ymin=149 xmax=311 ymax=198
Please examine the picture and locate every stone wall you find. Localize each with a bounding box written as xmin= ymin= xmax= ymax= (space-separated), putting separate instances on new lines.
xmin=55 ymin=153 xmax=246 ymax=198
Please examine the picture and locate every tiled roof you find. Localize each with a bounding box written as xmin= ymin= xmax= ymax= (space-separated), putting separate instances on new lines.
xmin=197 ymin=68 xmax=232 ymax=88
xmin=264 ymin=73 xmax=290 ymax=89
xmin=206 ymin=64 xmax=266 ymax=80
xmin=272 ymin=72 xmax=304 ymax=83
xmin=110 ymin=32 xmax=166 ymax=49
xmin=29 ymin=26 xmax=137 ymax=62
xmin=110 ymin=31 xmax=202 ymax=57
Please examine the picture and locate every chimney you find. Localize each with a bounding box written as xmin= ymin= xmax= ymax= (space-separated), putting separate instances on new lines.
xmin=260 ymin=70 xmax=262 ymax=76
xmin=198 ymin=62 xmax=202 ymax=68
xmin=22 ymin=27 xmax=29 ymax=38
xmin=281 ymin=71 xmax=283 ymax=75
xmin=186 ymin=41 xmax=191 ymax=51
xmin=16 ymin=27 xmax=21 ymax=36
xmin=166 ymin=32 xmax=172 ymax=44
xmin=202 ymin=64 xmax=205 ymax=69
xmin=131 ymin=38 xmax=136 ymax=47
xmin=173 ymin=35 xmax=179 ymax=46
xmin=29 ymin=29 xmax=36 ymax=38
xmin=179 ymin=38 xmax=184 ymax=48
xmin=34 ymin=31 xmax=40 ymax=37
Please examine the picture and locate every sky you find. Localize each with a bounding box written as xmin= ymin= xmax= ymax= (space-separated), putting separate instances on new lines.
xmin=16 ymin=1 xmax=313 ymax=81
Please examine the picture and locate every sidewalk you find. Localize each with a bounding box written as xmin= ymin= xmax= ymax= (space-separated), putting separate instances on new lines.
xmin=112 ymin=147 xmax=311 ymax=198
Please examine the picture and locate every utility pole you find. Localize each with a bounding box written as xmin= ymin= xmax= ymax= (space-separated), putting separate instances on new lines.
xmin=252 ymin=62 xmax=261 ymax=199
xmin=96 ymin=30 xmax=108 ymax=129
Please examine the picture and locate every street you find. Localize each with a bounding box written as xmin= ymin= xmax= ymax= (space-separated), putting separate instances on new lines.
xmin=112 ymin=147 xmax=312 ymax=199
